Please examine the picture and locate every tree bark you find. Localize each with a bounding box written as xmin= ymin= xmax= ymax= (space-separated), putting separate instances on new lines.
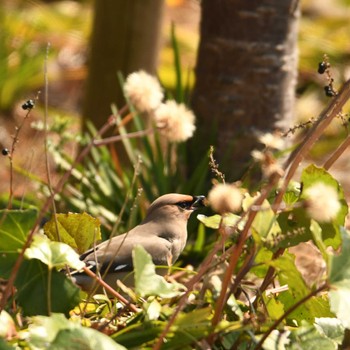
xmin=190 ymin=0 xmax=299 ymax=180
xmin=82 ymin=0 xmax=164 ymax=130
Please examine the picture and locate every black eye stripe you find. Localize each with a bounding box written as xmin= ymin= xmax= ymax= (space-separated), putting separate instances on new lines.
xmin=177 ymin=201 xmax=191 ymax=209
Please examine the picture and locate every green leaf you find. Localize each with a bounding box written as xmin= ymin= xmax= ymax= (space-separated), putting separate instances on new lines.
xmin=28 ymin=313 xmax=126 ymax=350
xmin=25 ymin=235 xmax=85 ymax=270
xmin=44 ymin=212 xmax=101 ymax=254
xmin=15 ymin=259 xmax=80 ymax=316
xmin=314 ymin=318 xmax=345 ymax=345
xmin=0 ymin=208 xmax=38 ymax=278
xmin=301 ymin=165 xmax=348 ymax=226
xmin=271 ymin=252 xmax=333 ymax=324
xmin=329 ymin=228 xmax=350 ymax=328
xmin=283 ymin=181 xmax=301 ymax=206
xmin=288 ymin=321 xmax=337 ymax=350
xmin=133 ymin=245 xmax=186 ymax=298
xmin=197 ymin=213 xmax=242 ymax=230
xmin=242 ymin=193 xmax=280 ymax=242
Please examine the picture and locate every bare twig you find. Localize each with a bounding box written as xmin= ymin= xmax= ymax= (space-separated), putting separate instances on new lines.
xmin=93 ymin=129 xmax=153 ymax=147
xmin=323 ymin=134 xmax=350 ymax=170
xmin=275 ymin=78 xmax=350 ymax=207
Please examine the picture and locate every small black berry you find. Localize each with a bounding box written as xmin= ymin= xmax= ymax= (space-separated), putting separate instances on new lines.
xmin=324 ymin=86 xmax=336 ymax=97
xmin=2 ymin=148 xmax=9 ymax=156
xmin=22 ymin=99 xmax=35 ymax=110
xmin=318 ymin=62 xmax=328 ymax=74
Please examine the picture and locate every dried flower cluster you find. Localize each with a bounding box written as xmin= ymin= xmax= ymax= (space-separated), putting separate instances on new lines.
xmin=153 ymin=101 xmax=196 ymax=143
xmin=124 ymin=71 xmax=196 ymax=142
xmin=304 ymin=182 xmax=340 ymax=222
xmin=258 ymin=132 xmax=285 ymax=150
xmin=124 ymin=70 xmax=163 ymax=113
xmin=208 ymin=183 xmax=243 ymax=214
xmin=251 ymin=150 xmax=284 ymax=181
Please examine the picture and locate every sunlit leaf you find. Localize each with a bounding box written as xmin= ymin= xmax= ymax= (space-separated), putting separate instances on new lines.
xmin=0 ymin=208 xmax=37 ymax=278
xmin=315 ymin=318 xmax=345 ymax=345
xmin=288 ymin=321 xmax=337 ymax=350
xmin=242 ymin=193 xmax=280 ymax=242
xmin=28 ymin=313 xmax=126 ymax=350
xmin=329 ymin=229 xmax=350 ymax=328
xmin=25 ymin=234 xmax=85 ymax=270
xmin=133 ymin=245 xmax=186 ymax=298
xmin=44 ymin=212 xmax=101 ymax=254
xmin=197 ymin=213 xmax=242 ymax=230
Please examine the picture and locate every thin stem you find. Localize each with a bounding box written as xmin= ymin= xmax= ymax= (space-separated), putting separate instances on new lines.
xmin=275 ymin=78 xmax=350 ymax=206
xmin=93 ymin=129 xmax=153 ymax=147
xmin=43 ymin=43 xmax=60 ymax=242
xmin=254 ymin=283 xmax=328 ymax=350
xmin=210 ymin=185 xmax=273 ymax=335
xmin=323 ymin=134 xmax=350 ymax=170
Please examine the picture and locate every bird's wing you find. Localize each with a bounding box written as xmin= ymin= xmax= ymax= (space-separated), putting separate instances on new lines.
xmin=80 ymin=233 xmax=173 ymax=274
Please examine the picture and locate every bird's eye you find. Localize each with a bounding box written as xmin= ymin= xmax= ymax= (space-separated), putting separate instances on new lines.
xmin=177 ymin=201 xmax=190 ymax=209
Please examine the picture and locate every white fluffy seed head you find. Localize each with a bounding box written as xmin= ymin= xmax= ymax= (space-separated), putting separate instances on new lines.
xmin=208 ymin=183 xmax=243 ymax=214
xmin=304 ymin=182 xmax=341 ymax=222
xmin=153 ymin=101 xmax=196 ymax=142
xmin=258 ymin=132 xmax=284 ymax=150
xmin=124 ymin=70 xmax=163 ymax=113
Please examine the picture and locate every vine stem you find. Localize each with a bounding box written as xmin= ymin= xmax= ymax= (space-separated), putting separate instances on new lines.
xmin=254 ymin=283 xmax=328 ymax=350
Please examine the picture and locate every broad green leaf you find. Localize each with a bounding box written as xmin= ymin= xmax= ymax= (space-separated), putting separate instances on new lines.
xmin=0 ymin=209 xmax=37 ymax=278
xmin=162 ymin=308 xmax=212 ymax=350
xmin=276 ymin=208 xmax=313 ymax=249
xmin=314 ymin=318 xmax=345 ymax=345
xmin=196 ymin=213 xmax=242 ymax=230
xmin=301 ymin=165 xmax=348 ymax=249
xmin=133 ymin=245 xmax=186 ymax=298
xmin=251 ymin=247 xmax=273 ymax=278
xmin=329 ymin=228 xmax=350 ymax=284
xmin=15 ymin=259 xmax=80 ymax=316
xmin=288 ymin=321 xmax=337 ymax=350
xmin=328 ymin=229 xmax=350 ymax=326
xmin=25 ymin=234 xmax=85 ymax=270
xmin=112 ymin=322 xmax=163 ymax=348
xmin=44 ymin=212 xmax=101 ymax=254
xmin=283 ymin=181 xmax=301 ymax=206
xmin=242 ymin=193 xmax=280 ymax=242
xmin=301 ymin=165 xmax=348 ymax=226
xmin=271 ymin=252 xmax=333 ymax=323
xmin=28 ymin=313 xmax=126 ymax=350
xmin=263 ymin=294 xmax=285 ymax=321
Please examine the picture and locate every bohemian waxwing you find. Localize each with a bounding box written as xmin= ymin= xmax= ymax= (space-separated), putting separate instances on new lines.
xmin=73 ymin=193 xmax=205 ymax=292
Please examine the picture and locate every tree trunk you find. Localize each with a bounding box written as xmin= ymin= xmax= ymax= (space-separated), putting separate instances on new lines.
xmin=82 ymin=0 xmax=164 ymax=130
xmin=190 ymin=0 xmax=299 ymax=180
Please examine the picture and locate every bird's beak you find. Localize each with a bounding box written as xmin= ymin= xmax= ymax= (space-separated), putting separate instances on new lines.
xmin=191 ymin=195 xmax=206 ymax=210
